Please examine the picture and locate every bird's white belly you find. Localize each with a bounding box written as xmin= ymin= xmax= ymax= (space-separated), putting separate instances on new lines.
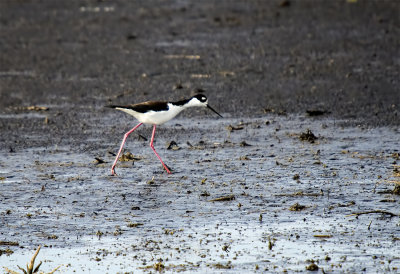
xmin=120 ymin=104 xmax=183 ymax=125
xmin=137 ymin=110 xmax=179 ymax=125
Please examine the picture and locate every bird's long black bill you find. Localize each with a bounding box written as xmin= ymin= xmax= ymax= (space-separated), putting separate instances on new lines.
xmin=207 ymin=104 xmax=223 ymax=118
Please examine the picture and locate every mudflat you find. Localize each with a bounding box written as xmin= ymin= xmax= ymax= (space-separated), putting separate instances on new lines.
xmin=0 ymin=1 xmax=399 ymax=273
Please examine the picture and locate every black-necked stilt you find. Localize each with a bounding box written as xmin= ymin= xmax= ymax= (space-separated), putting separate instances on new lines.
xmin=108 ymin=94 xmax=222 ymax=175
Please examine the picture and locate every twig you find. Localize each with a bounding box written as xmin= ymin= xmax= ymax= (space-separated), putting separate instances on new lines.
xmin=367 ymin=220 xmax=372 ymax=230
xmin=3 ymin=267 xmax=20 ymax=274
xmin=27 ymin=245 xmax=41 ymax=274
xmin=208 ymin=195 xmax=235 ymax=202
xmin=4 ymin=245 xmax=61 ymax=274
xmin=48 ymin=265 xmax=62 ymax=274
xmin=275 ymin=191 xmax=321 ymax=197
xmin=346 ymin=210 xmax=399 ymax=218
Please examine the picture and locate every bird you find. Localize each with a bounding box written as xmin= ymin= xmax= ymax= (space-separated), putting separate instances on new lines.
xmin=107 ymin=94 xmax=222 ymax=175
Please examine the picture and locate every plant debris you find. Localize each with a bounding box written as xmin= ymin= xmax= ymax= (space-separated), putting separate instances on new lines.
xmin=299 ymin=129 xmax=318 ymax=143
xmin=127 ymin=222 xmax=143 ymax=228
xmin=209 ymin=195 xmax=235 ymax=202
xmin=289 ymin=203 xmax=307 ymax=211
xmin=306 ymin=109 xmax=329 ymax=116
xmin=200 ymin=191 xmax=210 ymax=197
xmin=0 ymin=241 xmax=19 ymax=246
xmin=263 ymin=108 xmax=287 ymax=115
xmin=3 ymin=245 xmax=61 ymax=274
xmin=23 ymin=106 xmax=49 ymax=111
xmin=0 ymin=248 xmax=14 ymax=256
xmin=93 ymin=157 xmax=106 ymax=164
xmin=239 ymin=141 xmax=251 ymax=147
xmin=226 ymin=124 xmax=244 ymax=131
xmin=306 ymin=262 xmax=319 ymax=271
xmin=212 ymin=262 xmax=232 ymax=269
xmin=392 ymin=184 xmax=400 ymax=195
xmin=167 ymin=141 xmax=180 ymax=150
xmin=119 ymin=152 xmax=140 ymax=162
xmin=347 ymin=210 xmax=399 ymax=218
xmin=275 ymin=191 xmax=321 ymax=197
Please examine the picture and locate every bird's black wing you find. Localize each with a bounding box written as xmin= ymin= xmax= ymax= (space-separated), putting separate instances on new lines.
xmin=107 ymin=101 xmax=169 ymax=113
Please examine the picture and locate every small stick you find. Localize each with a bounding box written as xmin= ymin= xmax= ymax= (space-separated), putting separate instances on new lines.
xmin=3 ymin=267 xmax=20 ymax=274
xmin=27 ymin=245 xmax=41 ymax=274
xmin=346 ymin=210 xmax=398 ymax=218
xmin=367 ymin=220 xmax=372 ymax=230
xmin=209 ymin=195 xmax=235 ymax=202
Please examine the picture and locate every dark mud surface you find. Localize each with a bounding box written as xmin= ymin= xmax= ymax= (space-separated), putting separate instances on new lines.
xmin=1 ymin=0 xmax=400 ymax=273
xmin=0 ymin=0 xmax=399 ymax=131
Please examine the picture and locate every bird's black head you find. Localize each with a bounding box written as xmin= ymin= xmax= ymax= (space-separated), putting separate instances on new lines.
xmin=191 ymin=94 xmax=222 ymax=118
xmin=193 ymin=94 xmax=208 ymax=103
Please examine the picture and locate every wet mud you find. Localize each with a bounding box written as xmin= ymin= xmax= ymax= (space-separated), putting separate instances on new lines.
xmin=1 ymin=115 xmax=399 ymax=273
xmin=1 ymin=0 xmax=399 ymax=273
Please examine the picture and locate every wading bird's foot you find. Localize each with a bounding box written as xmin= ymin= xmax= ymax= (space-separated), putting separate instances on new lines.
xmin=164 ymin=164 xmax=173 ymax=174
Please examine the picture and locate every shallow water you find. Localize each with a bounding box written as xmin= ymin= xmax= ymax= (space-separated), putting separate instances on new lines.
xmin=1 ymin=115 xmax=399 ymax=273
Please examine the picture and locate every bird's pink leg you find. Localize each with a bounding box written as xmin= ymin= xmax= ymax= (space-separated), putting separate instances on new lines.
xmin=111 ymin=122 xmax=143 ymax=176
xmin=150 ymin=125 xmax=171 ymax=174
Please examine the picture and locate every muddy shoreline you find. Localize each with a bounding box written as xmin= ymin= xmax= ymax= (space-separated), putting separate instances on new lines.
xmin=1 ymin=116 xmax=399 ymax=272
xmin=1 ymin=1 xmax=399 ymax=273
